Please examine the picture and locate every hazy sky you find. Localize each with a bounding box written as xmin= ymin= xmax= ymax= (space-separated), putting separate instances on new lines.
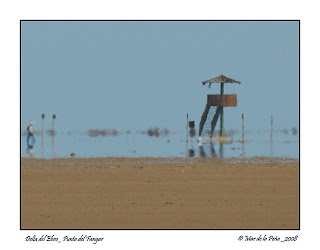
xmin=21 ymin=21 xmax=299 ymax=132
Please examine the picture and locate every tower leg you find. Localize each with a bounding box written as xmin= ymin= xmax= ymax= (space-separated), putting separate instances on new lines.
xmin=210 ymin=107 xmax=221 ymax=137
xmin=199 ymin=104 xmax=210 ymax=136
xmin=220 ymin=107 xmax=224 ymax=137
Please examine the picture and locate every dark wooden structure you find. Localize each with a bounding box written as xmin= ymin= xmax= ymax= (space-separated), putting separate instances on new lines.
xmin=207 ymin=94 xmax=237 ymax=107
xmin=199 ymin=75 xmax=240 ymax=137
xmin=189 ymin=121 xmax=195 ymax=128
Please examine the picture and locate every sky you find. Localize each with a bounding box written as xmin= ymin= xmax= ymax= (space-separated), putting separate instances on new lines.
xmin=21 ymin=21 xmax=299 ymax=133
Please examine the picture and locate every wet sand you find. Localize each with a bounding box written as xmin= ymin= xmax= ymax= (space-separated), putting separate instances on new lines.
xmin=21 ymin=157 xmax=299 ymax=229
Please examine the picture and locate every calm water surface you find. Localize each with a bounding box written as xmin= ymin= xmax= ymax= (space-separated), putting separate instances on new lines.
xmin=21 ymin=129 xmax=299 ymax=159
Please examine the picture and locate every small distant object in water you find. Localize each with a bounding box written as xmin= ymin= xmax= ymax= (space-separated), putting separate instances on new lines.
xmin=189 ymin=128 xmax=196 ymax=137
xmin=163 ymin=128 xmax=169 ymax=136
xmin=126 ymin=130 xmax=132 ymax=134
xmin=70 ymin=152 xmax=76 ymax=157
xmin=188 ymin=121 xmax=195 ymax=128
xmin=47 ymin=129 xmax=56 ymax=136
xmin=189 ymin=149 xmax=195 ymax=157
xmin=147 ymin=128 xmax=160 ymax=137
xmin=68 ymin=131 xmax=71 ymax=135
xmin=131 ymin=150 xmax=136 ymax=153
xmin=167 ymin=140 xmax=170 ymax=143
xmin=231 ymin=147 xmax=236 ymax=150
xmin=88 ymin=129 xmax=119 ymax=137
xmin=197 ymin=137 xmax=202 ymax=146
xmin=146 ymin=128 xmax=169 ymax=137
xmin=27 ymin=145 xmax=35 ymax=157
xmin=291 ymin=127 xmax=298 ymax=135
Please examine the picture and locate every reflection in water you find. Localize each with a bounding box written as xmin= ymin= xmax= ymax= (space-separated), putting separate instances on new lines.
xmin=210 ymin=142 xmax=217 ymax=157
xmin=26 ymin=121 xmax=36 ymax=157
xmin=26 ymin=145 xmax=35 ymax=157
xmin=41 ymin=133 xmax=45 ymax=158
xmin=241 ymin=142 xmax=245 ymax=157
xmin=41 ymin=114 xmax=45 ymax=157
xmin=270 ymin=133 xmax=274 ymax=157
xmin=188 ymin=149 xmax=195 ymax=157
xmin=188 ymin=136 xmax=195 ymax=157
xmin=125 ymin=133 xmax=134 ymax=151
xmin=26 ymin=131 xmax=36 ymax=158
xmin=27 ymin=134 xmax=35 ymax=148
xmin=199 ymin=145 xmax=206 ymax=157
xmin=219 ymin=143 xmax=224 ymax=158
xmin=189 ymin=128 xmax=196 ymax=138
xmin=188 ymin=139 xmax=218 ymax=158
xmin=241 ymin=115 xmax=246 ymax=157
xmin=270 ymin=116 xmax=274 ymax=157
xmin=270 ymin=143 xmax=273 ymax=157
xmin=21 ymin=127 xmax=298 ymax=158
xmin=186 ymin=137 xmax=188 ymax=158
xmin=52 ymin=134 xmax=56 ymax=158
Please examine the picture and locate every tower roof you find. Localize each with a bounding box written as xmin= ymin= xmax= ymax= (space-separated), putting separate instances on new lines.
xmin=202 ymin=75 xmax=241 ymax=86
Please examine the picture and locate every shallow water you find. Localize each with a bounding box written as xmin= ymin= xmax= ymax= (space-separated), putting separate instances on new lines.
xmin=21 ymin=129 xmax=299 ymax=159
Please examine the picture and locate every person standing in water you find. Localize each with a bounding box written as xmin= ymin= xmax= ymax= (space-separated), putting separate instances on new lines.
xmin=27 ymin=121 xmax=36 ymax=147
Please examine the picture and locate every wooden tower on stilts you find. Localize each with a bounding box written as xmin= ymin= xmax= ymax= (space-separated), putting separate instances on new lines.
xmin=199 ymin=75 xmax=240 ymax=138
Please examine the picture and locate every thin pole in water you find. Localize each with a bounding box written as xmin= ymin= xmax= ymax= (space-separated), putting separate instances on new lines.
xmin=186 ymin=113 xmax=189 ymax=158
xmin=270 ymin=116 xmax=274 ymax=157
xmin=52 ymin=114 xmax=56 ymax=135
xmin=186 ymin=113 xmax=189 ymax=142
xmin=41 ymin=114 xmax=45 ymax=157
xmin=52 ymin=114 xmax=56 ymax=157
xmin=242 ymin=113 xmax=246 ymax=142
xmin=241 ymin=113 xmax=246 ymax=157
xmin=271 ymin=116 xmax=273 ymax=142
xmin=220 ymin=83 xmax=224 ymax=137
xmin=41 ymin=114 xmax=45 ymax=136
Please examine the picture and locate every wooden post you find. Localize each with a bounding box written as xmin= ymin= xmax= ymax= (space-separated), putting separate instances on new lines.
xmin=220 ymin=83 xmax=225 ymax=137
xmin=41 ymin=114 xmax=45 ymax=157
xmin=52 ymin=134 xmax=56 ymax=158
xmin=52 ymin=114 xmax=56 ymax=135
xmin=241 ymin=113 xmax=246 ymax=157
xmin=52 ymin=114 xmax=56 ymax=157
xmin=186 ymin=113 xmax=189 ymax=142
xmin=271 ymin=116 xmax=273 ymax=143
xmin=186 ymin=113 xmax=189 ymax=158
xmin=270 ymin=116 xmax=274 ymax=157
xmin=242 ymin=113 xmax=246 ymax=142
xmin=41 ymin=114 xmax=45 ymax=136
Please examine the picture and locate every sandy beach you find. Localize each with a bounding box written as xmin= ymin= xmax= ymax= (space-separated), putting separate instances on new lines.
xmin=21 ymin=157 xmax=299 ymax=229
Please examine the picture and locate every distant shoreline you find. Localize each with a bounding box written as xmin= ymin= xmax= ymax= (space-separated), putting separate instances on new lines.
xmin=21 ymin=156 xmax=299 ymax=162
